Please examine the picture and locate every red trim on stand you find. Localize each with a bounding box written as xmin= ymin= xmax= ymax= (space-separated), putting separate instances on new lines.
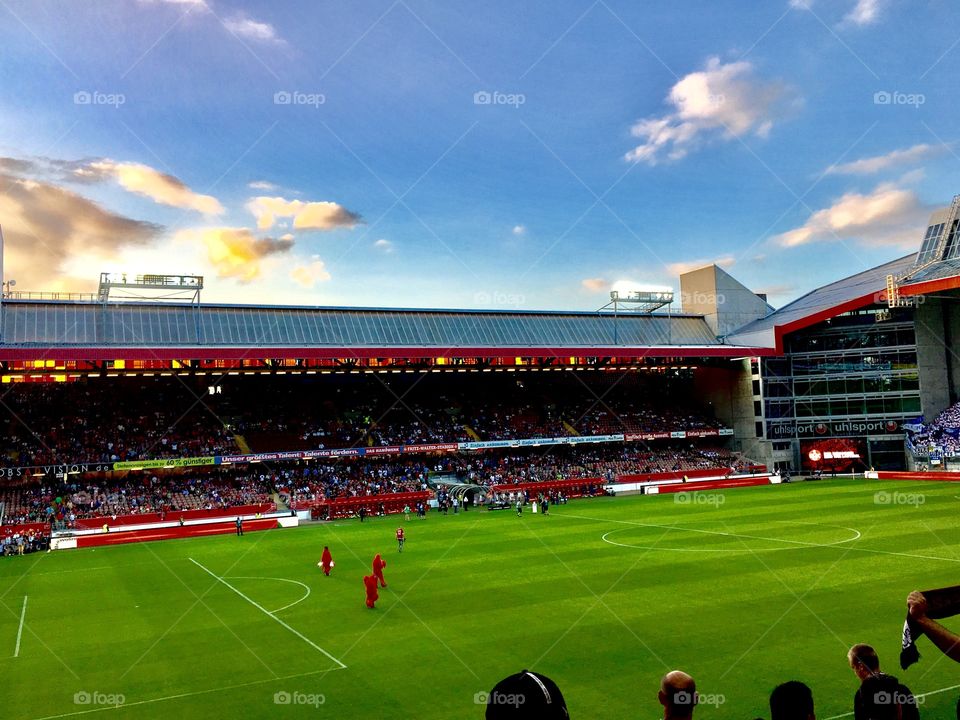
xmin=0 ymin=345 xmax=774 ymax=362
xmin=72 ymin=503 xmax=274 ymax=529
xmin=874 ymin=471 xmax=960 ymax=482
xmin=899 ymin=276 xmax=960 ymax=297
xmin=75 ymin=517 xmax=280 ymax=547
xmin=653 ymin=477 xmax=772 ymax=493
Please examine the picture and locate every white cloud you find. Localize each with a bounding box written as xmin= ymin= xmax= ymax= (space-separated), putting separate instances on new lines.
xmin=789 ymin=0 xmax=882 ymax=25
xmin=224 ymin=14 xmax=281 ymax=43
xmin=175 ymin=226 xmax=294 ymax=282
xmin=512 ymin=225 xmax=526 ymax=236
xmin=0 ymin=169 xmax=161 ymax=289
xmin=845 ymin=0 xmax=881 ymax=25
xmin=824 ymin=143 xmax=943 ymax=176
xmin=247 ymin=196 xmax=362 ymax=231
xmin=248 ymin=180 xmax=277 ymax=191
xmin=625 ymin=57 xmax=789 ymax=164
xmin=85 ymin=160 xmax=223 ymax=215
xmin=373 ymin=239 xmax=394 ymax=253
xmin=581 ymin=278 xmax=608 ymax=292
xmin=667 ymin=255 xmax=736 ymax=276
xmin=290 ymin=258 xmax=332 ymax=288
xmin=775 ymin=183 xmax=927 ymax=248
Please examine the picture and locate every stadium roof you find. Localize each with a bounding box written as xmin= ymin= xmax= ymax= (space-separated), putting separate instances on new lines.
xmin=898 ymin=256 xmax=960 ymax=297
xmin=724 ymin=254 xmax=917 ymax=351
xmin=0 ymin=300 xmax=767 ymax=361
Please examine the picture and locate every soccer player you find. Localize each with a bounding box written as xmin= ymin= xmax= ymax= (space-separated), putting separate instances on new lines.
xmin=235 ymin=516 xmax=243 ymax=536
xmin=373 ymin=553 xmax=388 ymax=588
xmin=396 ymin=527 xmax=405 ymax=553
xmin=319 ymin=546 xmax=334 ymax=576
xmin=515 ymin=499 xmax=523 ymax=516
xmin=403 ymin=504 xmax=411 ymax=521
xmin=363 ymin=574 xmax=379 ymax=609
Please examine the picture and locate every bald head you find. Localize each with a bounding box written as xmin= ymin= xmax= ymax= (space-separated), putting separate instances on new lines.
xmin=659 ymin=670 xmax=697 ymax=719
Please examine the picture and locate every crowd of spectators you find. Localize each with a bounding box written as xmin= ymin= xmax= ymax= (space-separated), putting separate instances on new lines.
xmin=0 ymin=471 xmax=273 ymax=527
xmin=487 ymin=642 xmax=923 ymax=719
xmin=0 ymin=444 xmax=748 ymax=529
xmin=1 ymin=382 xmax=238 ymax=467
xmin=0 ymin=374 xmax=723 ymax=470
xmin=906 ymin=401 xmax=960 ymax=456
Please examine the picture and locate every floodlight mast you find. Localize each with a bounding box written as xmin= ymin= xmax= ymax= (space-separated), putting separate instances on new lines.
xmin=597 ymin=288 xmax=676 ymax=345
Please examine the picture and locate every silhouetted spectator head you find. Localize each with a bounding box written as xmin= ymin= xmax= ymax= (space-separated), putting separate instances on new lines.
xmin=485 ymin=670 xmax=568 ymax=719
xmin=770 ymin=681 xmax=815 ymax=720
xmin=847 ymin=643 xmax=881 ymax=680
xmin=658 ymin=670 xmax=697 ymax=719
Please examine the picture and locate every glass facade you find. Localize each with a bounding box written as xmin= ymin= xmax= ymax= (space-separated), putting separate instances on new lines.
xmin=761 ymin=309 xmax=917 ymax=469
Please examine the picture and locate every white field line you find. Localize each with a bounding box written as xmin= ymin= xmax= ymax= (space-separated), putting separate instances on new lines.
xmin=224 ymin=576 xmax=312 ymax=613
xmin=189 ymin=558 xmax=345 ymax=669
xmin=823 ymin=682 xmax=960 ymax=719
xmin=28 ymin=668 xmax=336 ymax=720
xmin=560 ymin=512 xmax=960 ymax=564
xmin=14 ymin=595 xmax=27 ymax=657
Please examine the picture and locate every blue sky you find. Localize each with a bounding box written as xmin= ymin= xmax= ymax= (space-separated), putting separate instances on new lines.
xmin=0 ymin=0 xmax=958 ymax=310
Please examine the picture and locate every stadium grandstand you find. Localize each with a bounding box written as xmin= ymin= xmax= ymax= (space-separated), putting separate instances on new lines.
xmin=3 ymin=195 xmax=960 ymax=540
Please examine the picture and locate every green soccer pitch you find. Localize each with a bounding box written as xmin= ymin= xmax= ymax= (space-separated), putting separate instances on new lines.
xmin=3 ymin=478 xmax=960 ymax=719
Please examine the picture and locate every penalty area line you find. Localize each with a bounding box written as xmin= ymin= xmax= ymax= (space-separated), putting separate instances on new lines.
xmin=189 ymin=558 xmax=346 ymax=669
xmin=14 ymin=595 xmax=27 ymax=657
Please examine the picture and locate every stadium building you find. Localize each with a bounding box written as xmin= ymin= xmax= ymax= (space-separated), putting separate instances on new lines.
xmin=1 ymin=196 xmax=960 ymax=475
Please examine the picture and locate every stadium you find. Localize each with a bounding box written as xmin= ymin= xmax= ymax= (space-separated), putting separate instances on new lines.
xmin=3 ymin=194 xmax=960 ymax=718
xmin=6 ymin=4 xmax=960 ymax=719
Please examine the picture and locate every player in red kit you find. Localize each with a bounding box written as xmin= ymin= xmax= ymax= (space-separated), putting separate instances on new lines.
xmin=363 ymin=574 xmax=379 ymax=609
xmin=396 ymin=527 xmax=405 ymax=553
xmin=319 ymin=546 xmax=334 ymax=576
xmin=372 ymin=553 xmax=388 ymax=588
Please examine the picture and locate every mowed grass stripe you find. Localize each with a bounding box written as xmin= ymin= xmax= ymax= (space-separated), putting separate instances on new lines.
xmin=2 ymin=478 xmax=960 ymax=719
